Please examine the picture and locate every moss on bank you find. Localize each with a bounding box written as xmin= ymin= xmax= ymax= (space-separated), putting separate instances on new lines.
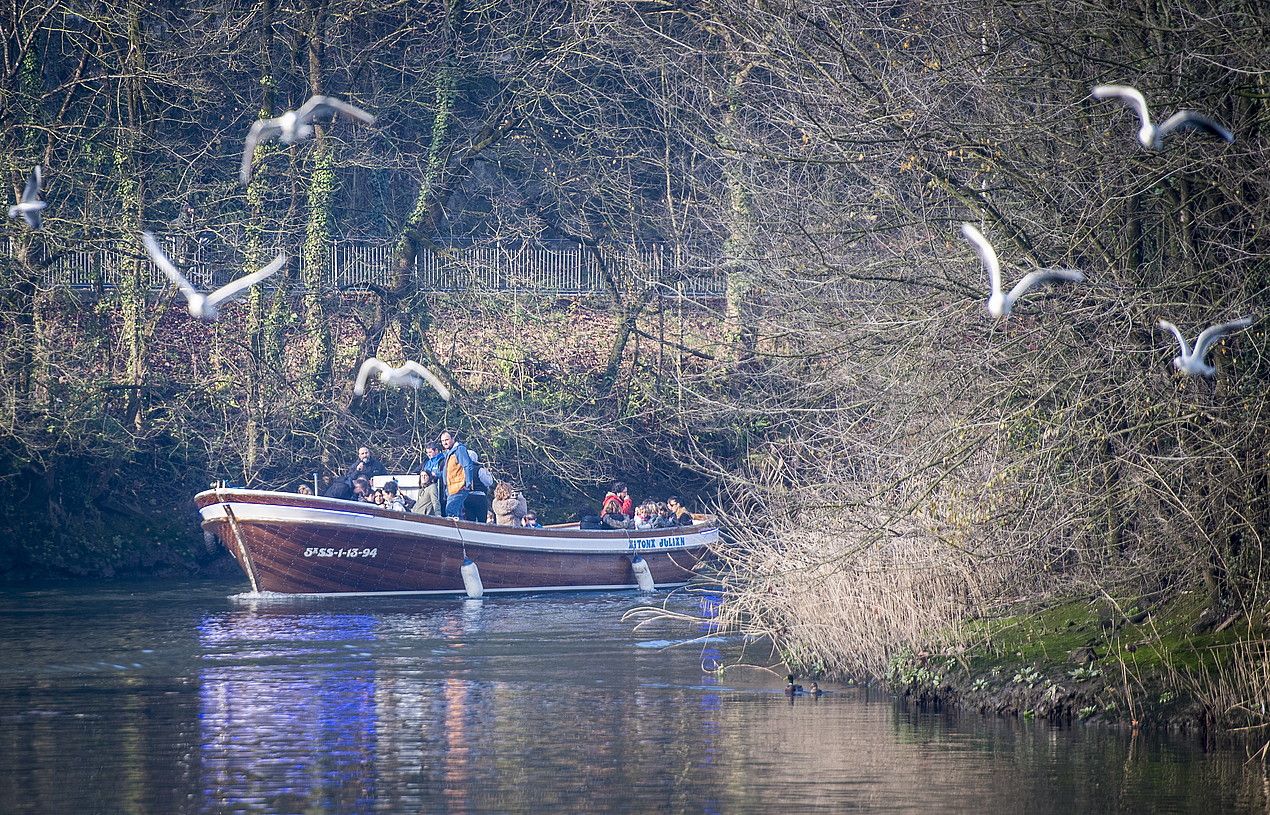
xmin=885 ymin=593 xmax=1263 ymax=731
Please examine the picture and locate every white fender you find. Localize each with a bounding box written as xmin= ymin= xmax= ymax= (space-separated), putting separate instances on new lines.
xmin=631 ymin=555 xmax=655 ymax=592
xmin=461 ymin=557 xmax=484 ymax=599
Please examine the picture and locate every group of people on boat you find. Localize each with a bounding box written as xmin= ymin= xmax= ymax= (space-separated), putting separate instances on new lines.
xmin=300 ymin=436 xmax=694 ymax=531
xmin=306 ymin=434 xmax=544 ymax=527
xmin=584 ymin=482 xmax=696 ymax=529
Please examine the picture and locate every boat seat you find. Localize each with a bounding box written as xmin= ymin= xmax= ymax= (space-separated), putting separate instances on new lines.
xmin=373 ymin=474 xmax=421 ymax=501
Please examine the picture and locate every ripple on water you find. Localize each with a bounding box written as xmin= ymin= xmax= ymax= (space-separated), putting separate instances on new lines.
xmin=0 ymin=580 xmax=1265 ymax=815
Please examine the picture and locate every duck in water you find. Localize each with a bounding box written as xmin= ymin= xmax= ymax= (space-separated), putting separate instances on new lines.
xmin=784 ymin=674 xmax=804 ymax=696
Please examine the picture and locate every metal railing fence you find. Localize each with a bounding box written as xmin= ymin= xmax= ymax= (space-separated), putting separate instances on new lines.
xmin=22 ymin=239 xmax=725 ymax=297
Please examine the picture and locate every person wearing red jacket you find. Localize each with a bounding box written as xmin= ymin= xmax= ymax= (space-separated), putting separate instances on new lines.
xmin=601 ymin=482 xmax=633 ymax=516
xmin=600 ymin=482 xmax=634 ymax=529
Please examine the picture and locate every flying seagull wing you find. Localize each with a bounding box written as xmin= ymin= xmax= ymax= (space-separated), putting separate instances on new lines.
xmin=205 ymin=253 xmax=287 ymax=310
xmin=9 ymin=165 xmax=44 ymax=229
xmin=240 ymin=118 xmax=283 ymax=184
xmin=354 ymin=357 xmax=390 ymax=396
xmin=960 ymin=223 xmax=1001 ymax=299
xmin=1092 ymin=84 xmax=1150 ymax=129
xmin=141 ymin=231 xmax=201 ymax=304
xmin=1156 ymin=319 xmax=1190 ymax=357
xmin=1007 ymin=267 xmax=1085 ymax=303
xmin=1191 ymin=317 xmax=1253 ymax=363
xmin=298 ymin=94 xmax=376 ymax=126
xmin=401 ymin=361 xmax=452 ymax=402
xmin=22 ymin=165 xmax=42 ymax=203
xmin=1156 ymin=111 xmax=1234 ymax=144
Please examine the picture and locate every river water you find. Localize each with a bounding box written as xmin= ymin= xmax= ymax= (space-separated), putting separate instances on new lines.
xmin=0 ymin=579 xmax=1264 ymax=814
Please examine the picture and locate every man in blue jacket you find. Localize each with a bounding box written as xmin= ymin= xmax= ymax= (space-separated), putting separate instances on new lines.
xmin=438 ymin=430 xmax=476 ymax=519
xmin=419 ymin=443 xmax=444 ymax=480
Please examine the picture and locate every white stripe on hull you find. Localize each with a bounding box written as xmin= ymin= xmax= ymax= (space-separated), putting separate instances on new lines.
xmin=233 ymin=582 xmax=692 ymax=599
xmin=199 ymin=500 xmax=716 ymax=554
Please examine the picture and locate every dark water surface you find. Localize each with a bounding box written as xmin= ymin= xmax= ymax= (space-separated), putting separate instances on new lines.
xmin=0 ymin=579 xmax=1265 ymax=814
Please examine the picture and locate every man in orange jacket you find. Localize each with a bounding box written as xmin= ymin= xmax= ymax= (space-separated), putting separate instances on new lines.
xmin=438 ymin=430 xmax=476 ymax=518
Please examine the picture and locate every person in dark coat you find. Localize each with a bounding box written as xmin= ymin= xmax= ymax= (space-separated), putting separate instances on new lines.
xmin=323 ymin=478 xmax=354 ymax=500
xmin=352 ymin=477 xmax=375 ymax=502
xmin=346 ymin=446 xmax=388 ymax=481
xmin=462 ymin=452 xmax=495 ymax=522
xmin=578 ymin=507 xmax=604 ymax=530
xmin=667 ymin=496 xmax=694 ymax=526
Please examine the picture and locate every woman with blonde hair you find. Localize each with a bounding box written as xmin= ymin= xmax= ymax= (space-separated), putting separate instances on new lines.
xmin=633 ymin=502 xmax=657 ymax=530
xmin=491 ymin=481 xmax=528 ymax=526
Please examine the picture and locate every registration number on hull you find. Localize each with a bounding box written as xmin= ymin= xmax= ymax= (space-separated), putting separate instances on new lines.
xmin=304 ymin=548 xmax=378 ymax=558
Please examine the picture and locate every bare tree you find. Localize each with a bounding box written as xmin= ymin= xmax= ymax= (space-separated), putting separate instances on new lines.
xmin=619 ymin=0 xmax=1269 ymax=688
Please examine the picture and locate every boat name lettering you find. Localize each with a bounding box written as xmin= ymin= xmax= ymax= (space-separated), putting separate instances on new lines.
xmin=628 ymin=536 xmax=684 ymax=550
xmin=304 ymin=548 xmax=378 ymax=558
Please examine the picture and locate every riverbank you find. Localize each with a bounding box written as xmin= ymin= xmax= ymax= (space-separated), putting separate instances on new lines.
xmin=0 ymin=479 xmax=235 ymax=582
xmin=885 ymin=592 xmax=1266 ymax=734
xmin=0 ymin=293 xmax=721 ymax=581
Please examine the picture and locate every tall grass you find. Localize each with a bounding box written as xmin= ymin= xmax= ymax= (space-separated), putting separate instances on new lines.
xmin=1185 ymin=638 xmax=1270 ymax=737
xmin=708 ymin=506 xmax=1035 ymax=680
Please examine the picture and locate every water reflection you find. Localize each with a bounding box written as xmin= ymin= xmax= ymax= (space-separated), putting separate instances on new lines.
xmin=199 ymin=611 xmax=380 ymax=813
xmin=192 ymin=595 xmax=750 ymax=813
xmin=183 ymin=594 xmax=1270 ymax=813
xmin=697 ymin=592 xmax=724 ymax=775
xmin=0 ymin=582 xmax=1267 ymax=814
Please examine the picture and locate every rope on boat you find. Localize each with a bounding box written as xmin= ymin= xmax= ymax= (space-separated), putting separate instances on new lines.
xmin=452 ymin=518 xmax=483 ymax=598
xmin=453 ymin=517 xmax=467 ymax=559
xmin=217 ymin=489 xmax=260 ymax=594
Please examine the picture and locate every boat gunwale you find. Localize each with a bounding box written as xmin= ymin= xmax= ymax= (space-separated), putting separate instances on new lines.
xmin=195 ymin=488 xmax=718 ymax=544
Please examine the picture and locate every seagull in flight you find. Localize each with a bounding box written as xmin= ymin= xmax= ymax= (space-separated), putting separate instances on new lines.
xmin=1156 ymin=317 xmax=1253 ymax=377
xmin=8 ymin=165 xmax=46 ymax=230
xmin=1092 ymin=85 xmax=1234 ymax=149
xmin=240 ymin=94 xmax=376 ymax=184
xmin=354 ymin=357 xmax=452 ymax=401
xmin=960 ymin=223 xmax=1085 ymax=318
xmin=142 ymin=231 xmax=286 ymax=321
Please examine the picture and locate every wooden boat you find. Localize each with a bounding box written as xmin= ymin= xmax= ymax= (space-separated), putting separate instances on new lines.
xmin=195 ymin=488 xmax=716 ymax=596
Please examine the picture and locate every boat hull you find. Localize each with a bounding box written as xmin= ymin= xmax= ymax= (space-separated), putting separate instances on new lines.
xmin=196 ymin=489 xmax=714 ymax=596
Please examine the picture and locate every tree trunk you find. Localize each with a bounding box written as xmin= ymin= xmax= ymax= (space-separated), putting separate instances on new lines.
xmin=117 ymin=0 xmax=147 ymax=430
xmin=243 ymin=0 xmax=280 ymax=479
xmin=299 ymin=0 xmax=334 ymax=410
xmin=382 ymin=64 xmax=457 ymax=366
xmin=719 ymin=63 xmax=758 ymax=364
xmin=3 ymin=34 xmax=45 ymax=409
